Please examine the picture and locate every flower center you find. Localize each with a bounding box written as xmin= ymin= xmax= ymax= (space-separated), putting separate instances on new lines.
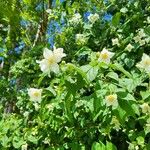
xmin=101 ymin=52 xmax=109 ymax=59
xmin=33 ymin=92 xmax=40 ymax=97
xmin=48 ymin=56 xmax=56 ymax=65
xmin=143 ymin=105 xmax=149 ymax=111
xmin=107 ymin=95 xmax=115 ymax=103
xmin=143 ymin=59 xmax=150 ymax=66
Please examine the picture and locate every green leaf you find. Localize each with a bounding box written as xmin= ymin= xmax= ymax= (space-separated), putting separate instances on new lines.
xmin=80 ymin=64 xmax=92 ymax=72
xmin=64 ymin=93 xmax=74 ymax=123
xmin=46 ymin=86 xmax=56 ymax=96
xmin=93 ymin=96 xmax=102 ymax=113
xmin=145 ymin=26 xmax=150 ymax=36
xmin=111 ymin=63 xmax=132 ymax=78
xmin=92 ymin=142 xmax=105 ymax=150
xmin=70 ymin=142 xmax=82 ymax=150
xmin=27 ymin=135 xmax=38 ymax=144
xmin=0 ymin=135 xmax=10 ymax=147
xmin=67 ymin=63 xmax=88 ymax=82
xmin=140 ymin=90 xmax=150 ymax=100
xmin=132 ymin=104 xmax=140 ymax=116
xmin=106 ymin=72 xmax=119 ymax=81
xmin=118 ymin=78 xmax=136 ymax=92
xmin=136 ymin=136 xmax=144 ymax=146
xmin=117 ymin=91 xmax=136 ymax=101
xmin=118 ymin=99 xmax=135 ymax=117
xmin=113 ymin=107 xmax=126 ymax=124
xmin=106 ymin=141 xmax=117 ymax=150
xmin=93 ymin=109 xmax=103 ymax=122
xmin=112 ymin=12 xmax=121 ymax=27
xmin=87 ymin=66 xmax=99 ymax=82
xmin=12 ymin=136 xmax=24 ymax=148
xmin=38 ymin=73 xmax=47 ymax=87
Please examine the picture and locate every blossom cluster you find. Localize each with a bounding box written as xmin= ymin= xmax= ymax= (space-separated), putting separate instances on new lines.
xmin=27 ymin=12 xmax=150 ymax=115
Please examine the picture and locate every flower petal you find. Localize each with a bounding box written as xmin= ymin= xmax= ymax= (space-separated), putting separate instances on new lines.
xmin=38 ymin=59 xmax=50 ymax=73
xmin=50 ymin=63 xmax=60 ymax=74
xmin=53 ymin=47 xmax=66 ymax=63
xmin=43 ymin=48 xmax=53 ymax=59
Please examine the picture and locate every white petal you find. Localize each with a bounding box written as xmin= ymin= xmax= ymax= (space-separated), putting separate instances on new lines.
xmin=38 ymin=59 xmax=50 ymax=73
xmin=27 ymin=88 xmax=42 ymax=103
xmin=43 ymin=48 xmax=53 ymax=59
xmin=112 ymin=100 xmax=118 ymax=109
xmin=27 ymin=88 xmax=33 ymax=97
xmin=54 ymin=47 xmax=64 ymax=54
xmin=53 ymin=47 xmax=66 ymax=63
xmin=142 ymin=53 xmax=149 ymax=60
xmin=98 ymin=58 xmax=110 ymax=64
xmin=101 ymin=48 xmax=108 ymax=53
xmin=108 ymin=51 xmax=115 ymax=58
xmin=50 ymin=63 xmax=60 ymax=74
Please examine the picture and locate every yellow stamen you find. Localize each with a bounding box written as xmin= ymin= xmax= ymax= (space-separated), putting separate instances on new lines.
xmin=143 ymin=60 xmax=150 ymax=66
xmin=107 ymin=95 xmax=115 ymax=103
xmin=101 ymin=52 xmax=109 ymax=59
xmin=33 ymin=92 xmax=40 ymax=97
xmin=48 ymin=56 xmax=56 ymax=65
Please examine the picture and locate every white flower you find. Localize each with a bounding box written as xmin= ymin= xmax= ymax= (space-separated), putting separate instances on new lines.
xmin=140 ymin=103 xmax=150 ymax=113
xmin=126 ymin=43 xmax=134 ymax=52
xmin=76 ymin=34 xmax=87 ymax=45
xmin=37 ymin=47 xmax=66 ymax=74
xmin=134 ymin=29 xmax=147 ymax=46
xmin=120 ymin=7 xmax=128 ymax=13
xmin=69 ymin=13 xmax=82 ymax=25
xmin=136 ymin=53 xmax=150 ymax=74
xmin=46 ymin=9 xmax=52 ymax=14
xmin=23 ymin=111 xmax=29 ymax=117
xmin=134 ymin=36 xmax=141 ymax=43
xmin=98 ymin=48 xmax=115 ymax=64
xmin=135 ymin=146 xmax=139 ymax=150
xmin=112 ymin=38 xmax=120 ymax=46
xmin=43 ymin=138 xmax=50 ymax=144
xmin=147 ymin=16 xmax=150 ymax=24
xmin=53 ymin=46 xmax=66 ymax=62
xmin=105 ymin=94 xmax=118 ymax=109
xmin=88 ymin=13 xmax=99 ymax=23
xmin=139 ymin=39 xmax=145 ymax=46
xmin=21 ymin=143 xmax=28 ymax=150
xmin=138 ymin=29 xmax=146 ymax=38
xmin=75 ymin=100 xmax=85 ymax=107
xmin=145 ymin=37 xmax=150 ymax=43
xmin=47 ymin=103 xmax=54 ymax=111
xmin=28 ymin=88 xmax=42 ymax=103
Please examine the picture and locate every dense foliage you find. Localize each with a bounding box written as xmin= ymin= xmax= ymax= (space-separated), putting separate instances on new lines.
xmin=0 ymin=0 xmax=150 ymax=149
